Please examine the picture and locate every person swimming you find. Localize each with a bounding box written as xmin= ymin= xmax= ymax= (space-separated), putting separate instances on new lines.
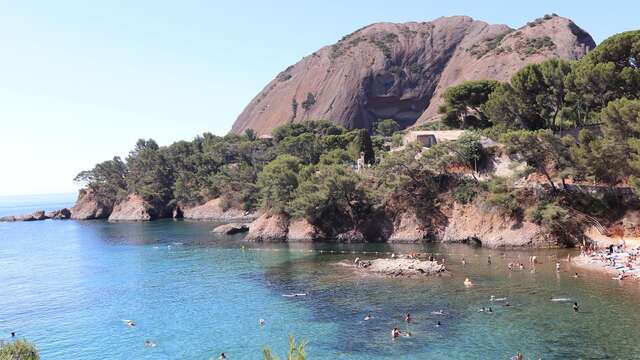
xmin=219 ymin=352 xmax=226 ymax=360
xmin=463 ymin=278 xmax=473 ymax=287
xmin=488 ymin=307 xmax=493 ymax=313
xmin=391 ymin=327 xmax=400 ymax=339
xmin=405 ymin=313 xmax=412 ymax=323
xmin=11 ymin=332 xmax=15 ymax=337
xmin=556 ymin=262 xmax=561 ymax=272
xmin=436 ymin=321 xmax=441 ymax=327
xmin=488 ymin=256 xmax=492 ymax=265
xmin=364 ymin=313 xmax=373 ymax=321
xmin=144 ymin=340 xmax=156 ymax=348
xmin=573 ymin=272 xmax=579 ymax=278
xmin=259 ymin=319 xmax=266 ymax=326
xmin=122 ymin=320 xmax=135 ymax=328
xmin=573 ymin=302 xmax=580 ymax=312
xmin=462 ymin=257 xmax=466 ymax=265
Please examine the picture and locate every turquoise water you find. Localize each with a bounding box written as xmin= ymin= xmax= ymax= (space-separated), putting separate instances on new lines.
xmin=1 ymin=196 xmax=640 ymax=359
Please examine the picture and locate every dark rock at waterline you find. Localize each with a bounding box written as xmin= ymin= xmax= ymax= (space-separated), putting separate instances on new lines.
xmin=211 ymin=223 xmax=250 ymax=235
xmin=45 ymin=208 xmax=71 ymax=220
xmin=335 ymin=230 xmax=365 ymax=243
xmin=0 ymin=208 xmax=71 ymax=222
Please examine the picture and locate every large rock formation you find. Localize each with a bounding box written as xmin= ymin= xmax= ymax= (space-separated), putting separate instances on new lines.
xmin=70 ymin=189 xmax=111 ymax=220
xmin=108 ymin=194 xmax=153 ymax=222
xmin=181 ymin=199 xmax=257 ymax=221
xmin=245 ymin=212 xmax=289 ymax=242
xmin=287 ymin=218 xmax=325 ymax=242
xmin=442 ymin=202 xmax=556 ymax=248
xmin=232 ymin=15 xmax=594 ymax=135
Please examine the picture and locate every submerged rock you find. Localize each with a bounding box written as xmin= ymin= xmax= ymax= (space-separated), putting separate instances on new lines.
xmin=355 ymin=257 xmax=446 ymax=277
xmin=211 ymin=223 xmax=250 ymax=235
xmin=245 ymin=213 xmax=289 ymax=242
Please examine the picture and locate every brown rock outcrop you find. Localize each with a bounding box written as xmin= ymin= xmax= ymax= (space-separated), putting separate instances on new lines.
xmin=245 ymin=213 xmax=289 ymax=242
xmin=232 ymin=15 xmax=594 ymax=135
xmin=70 ymin=189 xmax=111 ymax=220
xmin=211 ymin=222 xmax=250 ymax=235
xmin=442 ymin=202 xmax=556 ymax=248
xmin=108 ymin=194 xmax=153 ymax=222
xmin=45 ymin=208 xmax=71 ymax=220
xmin=388 ymin=211 xmax=429 ymax=243
xmin=182 ymin=199 xmax=256 ymax=221
xmin=287 ymin=218 xmax=325 ymax=242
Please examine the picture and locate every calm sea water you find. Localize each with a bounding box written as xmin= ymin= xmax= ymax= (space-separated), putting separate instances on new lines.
xmin=1 ymin=195 xmax=640 ymax=359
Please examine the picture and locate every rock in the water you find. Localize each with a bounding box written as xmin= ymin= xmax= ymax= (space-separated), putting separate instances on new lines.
xmin=182 ymin=198 xmax=256 ymax=221
xmin=211 ymin=223 xmax=250 ymax=235
xmin=245 ymin=213 xmax=289 ymax=242
xmin=1 ymin=210 xmax=48 ymax=222
xmin=442 ymin=202 xmax=555 ymax=248
xmin=287 ymin=218 xmax=324 ymax=242
xmin=71 ymin=189 xmax=111 ymax=220
xmin=108 ymin=194 xmax=153 ymax=222
xmin=45 ymin=208 xmax=71 ymax=220
xmin=355 ymin=257 xmax=446 ymax=277
xmin=232 ymin=15 xmax=594 ymax=135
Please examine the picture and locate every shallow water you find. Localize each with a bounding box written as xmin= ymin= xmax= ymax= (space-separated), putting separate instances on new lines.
xmin=1 ymin=197 xmax=640 ymax=359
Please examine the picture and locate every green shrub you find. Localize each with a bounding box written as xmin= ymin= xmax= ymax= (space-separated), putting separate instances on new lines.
xmin=453 ymin=179 xmax=479 ymax=204
xmin=0 ymin=339 xmax=39 ymax=360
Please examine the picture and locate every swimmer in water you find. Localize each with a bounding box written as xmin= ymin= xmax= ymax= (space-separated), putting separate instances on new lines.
xmin=556 ymin=262 xmax=561 ymax=272
xmin=462 ymin=257 xmax=466 ymax=265
xmin=123 ymin=320 xmax=135 ymax=328
xmin=364 ymin=313 xmax=373 ymax=321
xmin=405 ymin=313 xmax=412 ymax=323
xmin=11 ymin=332 xmax=15 ymax=337
xmin=259 ymin=319 xmax=266 ymax=326
xmin=144 ymin=340 xmax=156 ymax=348
xmin=573 ymin=272 xmax=579 ymax=278
xmin=464 ymin=278 xmax=473 ymax=287
xmin=436 ymin=321 xmax=441 ymax=327
xmin=219 ymin=352 xmax=226 ymax=360
xmin=391 ymin=327 xmax=400 ymax=339
xmin=488 ymin=256 xmax=492 ymax=265
xmin=573 ymin=302 xmax=579 ymax=312
xmin=488 ymin=307 xmax=493 ymax=313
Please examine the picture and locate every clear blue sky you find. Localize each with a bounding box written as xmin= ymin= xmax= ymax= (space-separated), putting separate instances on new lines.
xmin=0 ymin=0 xmax=637 ymax=196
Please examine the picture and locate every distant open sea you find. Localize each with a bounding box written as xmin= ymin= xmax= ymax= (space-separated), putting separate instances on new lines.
xmin=0 ymin=193 xmax=76 ymax=217
xmin=1 ymin=194 xmax=640 ymax=359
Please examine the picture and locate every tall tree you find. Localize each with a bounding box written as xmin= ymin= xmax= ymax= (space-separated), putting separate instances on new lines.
xmin=438 ymin=80 xmax=498 ymax=129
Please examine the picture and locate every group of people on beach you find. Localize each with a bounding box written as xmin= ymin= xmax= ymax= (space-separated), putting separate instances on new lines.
xmin=579 ymin=241 xmax=640 ymax=280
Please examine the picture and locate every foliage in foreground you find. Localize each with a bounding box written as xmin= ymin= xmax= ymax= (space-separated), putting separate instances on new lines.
xmin=262 ymin=335 xmax=306 ymax=360
xmin=0 ymin=339 xmax=39 ymax=360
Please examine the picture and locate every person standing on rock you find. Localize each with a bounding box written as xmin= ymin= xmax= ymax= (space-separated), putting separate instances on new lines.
xmin=405 ymin=313 xmax=411 ymax=323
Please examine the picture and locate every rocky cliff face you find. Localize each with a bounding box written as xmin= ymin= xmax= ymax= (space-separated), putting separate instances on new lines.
xmin=232 ymin=15 xmax=594 ymax=135
xmin=181 ymin=198 xmax=256 ymax=221
xmin=70 ymin=189 xmax=111 ymax=220
xmin=442 ymin=202 xmax=557 ymax=248
xmin=108 ymin=194 xmax=153 ymax=222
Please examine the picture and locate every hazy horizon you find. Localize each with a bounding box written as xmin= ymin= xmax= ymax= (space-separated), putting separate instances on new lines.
xmin=1 ymin=0 xmax=638 ymax=196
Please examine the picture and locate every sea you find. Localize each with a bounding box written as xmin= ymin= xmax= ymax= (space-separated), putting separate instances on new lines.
xmin=1 ymin=194 xmax=639 ymax=359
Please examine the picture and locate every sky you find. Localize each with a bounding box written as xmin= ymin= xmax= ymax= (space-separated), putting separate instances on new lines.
xmin=0 ymin=0 xmax=637 ymax=196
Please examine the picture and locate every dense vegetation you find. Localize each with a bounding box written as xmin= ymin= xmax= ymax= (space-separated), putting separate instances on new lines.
xmin=0 ymin=339 xmax=39 ymax=360
xmin=76 ymin=30 xmax=640 ymax=240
